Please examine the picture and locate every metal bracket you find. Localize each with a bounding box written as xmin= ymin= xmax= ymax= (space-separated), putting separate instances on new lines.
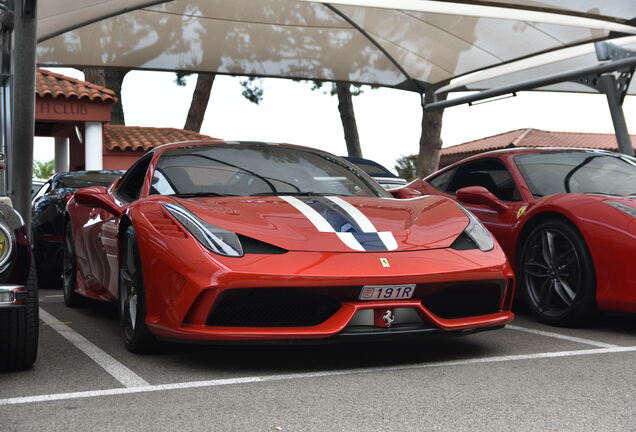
xmin=571 ymin=41 xmax=636 ymax=156
xmin=573 ymin=42 xmax=636 ymax=105
xmin=576 ymin=69 xmax=633 ymax=104
xmin=595 ymin=41 xmax=636 ymax=62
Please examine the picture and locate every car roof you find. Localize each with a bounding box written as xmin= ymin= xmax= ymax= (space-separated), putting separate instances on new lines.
xmin=152 ymin=139 xmax=314 ymax=152
xmin=424 ymin=147 xmax=629 ymax=180
xmin=448 ymin=147 xmax=622 ymax=167
xmin=51 ymin=170 xmax=125 ymax=187
xmin=341 ymin=156 xmax=399 ymax=178
xmin=466 ymin=146 xmax=619 ymax=158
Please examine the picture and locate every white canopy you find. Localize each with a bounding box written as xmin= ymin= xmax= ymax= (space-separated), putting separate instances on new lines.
xmin=36 ymin=0 xmax=636 ymax=93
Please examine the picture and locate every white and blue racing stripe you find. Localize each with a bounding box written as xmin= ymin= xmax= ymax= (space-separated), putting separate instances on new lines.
xmin=279 ymin=195 xmax=397 ymax=252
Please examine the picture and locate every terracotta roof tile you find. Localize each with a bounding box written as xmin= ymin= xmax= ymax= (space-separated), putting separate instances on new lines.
xmin=441 ymin=128 xmax=636 ymax=157
xmin=104 ymin=125 xmax=213 ymax=151
xmin=36 ymin=68 xmax=117 ymax=102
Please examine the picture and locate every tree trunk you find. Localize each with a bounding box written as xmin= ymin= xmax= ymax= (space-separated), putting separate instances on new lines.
xmin=417 ymin=90 xmax=448 ymax=177
xmin=104 ymin=69 xmax=129 ymax=125
xmin=184 ymin=73 xmax=216 ymax=132
xmin=82 ymin=67 xmax=130 ymax=125
xmin=83 ymin=68 xmax=105 ymax=87
xmin=335 ymin=82 xmax=362 ymax=157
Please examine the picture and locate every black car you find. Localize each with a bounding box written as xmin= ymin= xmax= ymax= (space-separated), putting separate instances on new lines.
xmin=342 ymin=156 xmax=407 ymax=190
xmin=31 ymin=170 xmax=123 ymax=289
xmin=0 ymin=201 xmax=36 ymax=371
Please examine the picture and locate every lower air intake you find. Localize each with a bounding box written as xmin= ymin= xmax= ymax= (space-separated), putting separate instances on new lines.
xmin=207 ymin=289 xmax=341 ymax=327
xmin=421 ymin=282 xmax=503 ymax=319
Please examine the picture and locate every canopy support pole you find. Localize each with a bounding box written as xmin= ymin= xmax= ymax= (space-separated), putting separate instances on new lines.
xmin=599 ymin=74 xmax=634 ymax=156
xmin=575 ymin=42 xmax=635 ymax=156
xmin=10 ymin=0 xmax=37 ymax=224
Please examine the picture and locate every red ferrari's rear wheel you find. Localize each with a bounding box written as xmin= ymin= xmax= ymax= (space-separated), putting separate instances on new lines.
xmin=519 ymin=219 xmax=596 ymax=326
xmin=119 ymin=225 xmax=156 ymax=353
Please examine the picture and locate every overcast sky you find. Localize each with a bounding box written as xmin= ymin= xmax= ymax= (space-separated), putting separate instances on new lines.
xmin=35 ymin=68 xmax=636 ymax=174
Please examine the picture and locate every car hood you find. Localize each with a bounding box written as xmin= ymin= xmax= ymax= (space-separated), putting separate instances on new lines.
xmin=612 ymin=195 xmax=636 ymax=206
xmin=570 ymin=193 xmax=636 ymax=207
xmin=166 ymin=195 xmax=469 ymax=253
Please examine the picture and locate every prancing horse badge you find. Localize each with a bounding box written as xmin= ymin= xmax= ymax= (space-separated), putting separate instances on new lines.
xmin=379 ymin=258 xmax=390 ymax=268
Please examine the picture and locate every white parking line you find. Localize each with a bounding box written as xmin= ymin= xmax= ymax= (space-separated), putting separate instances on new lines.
xmin=2 ymin=344 xmax=636 ymax=406
xmin=38 ymin=308 xmax=149 ymax=388
xmin=506 ymin=325 xmax=619 ymax=348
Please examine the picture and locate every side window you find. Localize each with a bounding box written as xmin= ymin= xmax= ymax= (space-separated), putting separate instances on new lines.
xmin=116 ymin=155 xmax=153 ymax=202
xmin=447 ymin=159 xmax=521 ymax=202
xmin=428 ymin=168 xmax=456 ymax=192
xmin=32 ymin=181 xmax=51 ymax=202
xmin=150 ymin=170 xmax=176 ymax=195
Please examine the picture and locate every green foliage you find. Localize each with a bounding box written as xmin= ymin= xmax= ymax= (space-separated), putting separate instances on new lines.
xmin=310 ymin=81 xmax=365 ymax=96
xmin=240 ymin=77 xmax=264 ymax=105
xmin=394 ymin=154 xmax=418 ymax=181
xmin=33 ymin=160 xmax=55 ymax=179
xmin=174 ymin=72 xmax=191 ymax=86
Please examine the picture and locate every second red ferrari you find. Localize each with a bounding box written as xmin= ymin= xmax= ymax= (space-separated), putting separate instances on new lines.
xmin=411 ymin=148 xmax=636 ymax=326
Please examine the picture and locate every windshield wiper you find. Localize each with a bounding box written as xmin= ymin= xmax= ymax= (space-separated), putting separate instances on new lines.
xmin=169 ymin=192 xmax=235 ymax=198
xmin=251 ymin=192 xmax=342 ymax=197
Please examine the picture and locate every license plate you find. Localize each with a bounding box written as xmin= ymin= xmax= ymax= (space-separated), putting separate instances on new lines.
xmin=359 ymin=284 xmax=416 ymax=301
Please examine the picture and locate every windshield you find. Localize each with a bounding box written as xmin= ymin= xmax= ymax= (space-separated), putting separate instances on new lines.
xmin=150 ymin=143 xmax=389 ymax=198
xmin=514 ymin=151 xmax=636 ymax=197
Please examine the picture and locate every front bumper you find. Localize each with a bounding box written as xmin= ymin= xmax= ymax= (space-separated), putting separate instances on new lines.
xmin=140 ymin=246 xmax=515 ymax=342
xmin=0 ymin=285 xmax=28 ymax=309
xmin=150 ymin=298 xmax=514 ymax=342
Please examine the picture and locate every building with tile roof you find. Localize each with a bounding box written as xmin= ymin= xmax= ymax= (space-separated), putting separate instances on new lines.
xmin=35 ymin=68 xmax=213 ymax=171
xmin=439 ymin=128 xmax=636 ymax=167
xmin=36 ymin=68 xmax=116 ymax=102
xmin=103 ymin=125 xmax=211 ymax=169
xmin=35 ymin=68 xmax=115 ymax=172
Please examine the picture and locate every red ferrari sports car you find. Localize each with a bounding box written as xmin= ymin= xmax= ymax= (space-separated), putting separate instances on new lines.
xmin=411 ymin=147 xmax=636 ymax=326
xmin=64 ymin=140 xmax=514 ymax=352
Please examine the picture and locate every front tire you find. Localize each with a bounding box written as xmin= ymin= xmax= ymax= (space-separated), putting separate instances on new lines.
xmin=119 ymin=225 xmax=156 ymax=353
xmin=519 ymin=218 xmax=596 ymax=326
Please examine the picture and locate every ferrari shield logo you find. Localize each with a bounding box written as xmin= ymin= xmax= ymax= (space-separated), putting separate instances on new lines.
xmin=516 ymin=205 xmax=528 ymax=220
xmin=379 ymin=257 xmax=390 ymax=268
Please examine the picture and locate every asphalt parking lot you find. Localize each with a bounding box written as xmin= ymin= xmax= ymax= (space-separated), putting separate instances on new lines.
xmin=2 ymin=288 xmax=636 ymax=431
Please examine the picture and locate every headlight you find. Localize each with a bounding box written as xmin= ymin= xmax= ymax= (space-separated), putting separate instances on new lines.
xmin=454 ymin=203 xmax=494 ymax=252
xmin=604 ymin=200 xmax=636 ymax=218
xmin=163 ymin=203 xmax=243 ymax=257
xmin=0 ymin=223 xmax=13 ymax=270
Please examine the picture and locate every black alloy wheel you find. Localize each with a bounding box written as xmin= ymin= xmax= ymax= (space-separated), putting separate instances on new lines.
xmin=63 ymin=221 xmax=84 ymax=307
xmin=519 ymin=219 xmax=596 ymax=326
xmin=119 ymin=225 xmax=156 ymax=353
